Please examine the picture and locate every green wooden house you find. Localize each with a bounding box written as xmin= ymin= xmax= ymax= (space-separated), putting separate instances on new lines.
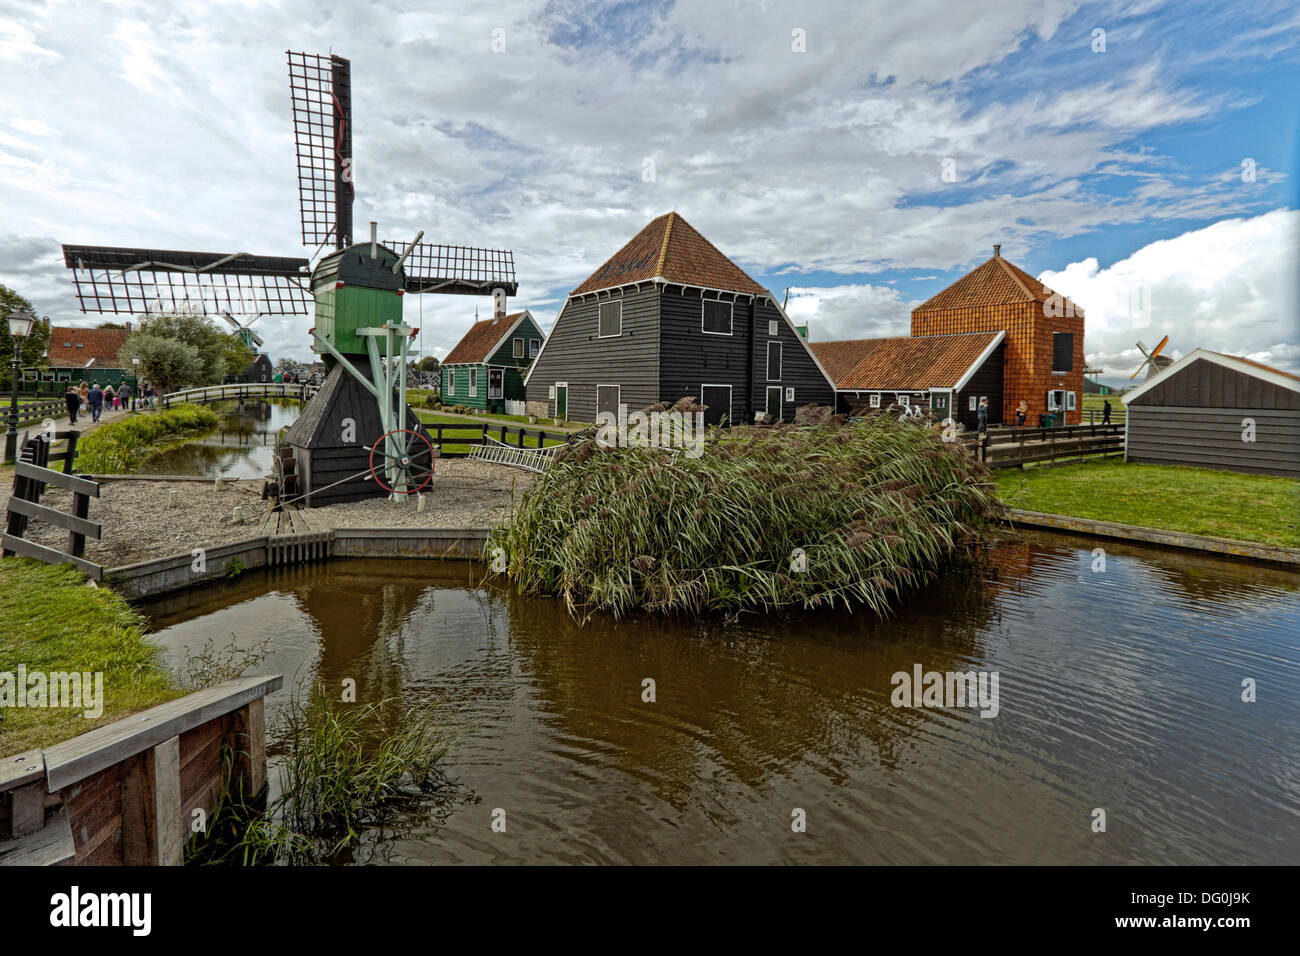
xmin=441 ymin=310 xmax=544 ymax=413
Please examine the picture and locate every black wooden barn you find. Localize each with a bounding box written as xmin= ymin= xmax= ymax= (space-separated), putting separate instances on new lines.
xmin=1121 ymin=348 xmax=1300 ymax=478
xmin=523 ymin=213 xmax=834 ymax=424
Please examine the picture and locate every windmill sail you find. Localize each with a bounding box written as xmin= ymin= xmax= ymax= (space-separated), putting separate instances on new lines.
xmin=391 ymin=240 xmax=519 ymax=296
xmin=62 ymin=245 xmax=310 ymax=315
xmin=287 ymin=50 xmax=353 ymax=251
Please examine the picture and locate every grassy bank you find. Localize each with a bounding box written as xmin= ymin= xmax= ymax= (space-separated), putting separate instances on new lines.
xmin=0 ymin=558 xmax=181 ymax=754
xmin=994 ymin=458 xmax=1300 ymax=548
xmin=76 ymin=405 xmax=221 ymax=474
xmin=490 ymin=413 xmax=1002 ymax=617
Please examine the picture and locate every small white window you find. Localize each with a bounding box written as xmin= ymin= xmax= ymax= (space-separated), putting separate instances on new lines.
xmin=548 ymin=384 xmax=556 ymax=399
xmin=513 ymin=338 xmax=524 ymax=358
xmin=1066 ymin=391 xmax=1077 ymax=411
xmin=768 ymin=320 xmax=779 ymax=337
xmin=869 ymin=394 xmax=881 ymax=408
xmin=529 ymin=339 xmax=539 ymax=358
xmin=469 ymin=367 xmax=478 ymax=397
xmin=969 ymin=396 xmax=977 ymax=411
xmin=785 ymin=387 xmax=794 ymax=402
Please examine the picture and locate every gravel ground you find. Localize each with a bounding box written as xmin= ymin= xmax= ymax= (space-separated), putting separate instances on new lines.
xmin=2 ymin=459 xmax=534 ymax=568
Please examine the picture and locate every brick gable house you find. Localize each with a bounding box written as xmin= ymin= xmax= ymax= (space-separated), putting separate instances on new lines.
xmin=910 ymin=246 xmax=1085 ymax=425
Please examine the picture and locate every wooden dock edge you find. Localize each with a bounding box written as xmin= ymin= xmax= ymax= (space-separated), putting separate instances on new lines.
xmin=0 ymin=674 xmax=283 ymax=866
xmin=103 ymin=528 xmax=492 ymax=599
xmin=1004 ymin=509 xmax=1300 ymax=569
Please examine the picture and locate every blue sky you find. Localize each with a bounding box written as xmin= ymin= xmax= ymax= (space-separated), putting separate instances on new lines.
xmin=1 ymin=0 xmax=1296 ymax=387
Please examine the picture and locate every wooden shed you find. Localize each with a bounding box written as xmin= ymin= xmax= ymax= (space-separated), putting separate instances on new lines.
xmin=1121 ymin=349 xmax=1300 ymax=478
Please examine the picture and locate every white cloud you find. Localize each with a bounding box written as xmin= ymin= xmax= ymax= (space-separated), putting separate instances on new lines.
xmin=1039 ymin=209 xmax=1299 ymax=384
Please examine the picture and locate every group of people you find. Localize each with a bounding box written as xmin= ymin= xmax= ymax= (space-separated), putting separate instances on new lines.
xmin=62 ymin=380 xmax=155 ymax=424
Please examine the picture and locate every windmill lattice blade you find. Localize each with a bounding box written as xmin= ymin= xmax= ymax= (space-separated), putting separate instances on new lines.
xmin=392 ymin=241 xmax=519 ymax=296
xmin=62 ymin=245 xmax=310 ymax=316
xmin=287 ymin=50 xmax=353 ymax=249
xmin=220 ymin=313 xmax=243 ymax=330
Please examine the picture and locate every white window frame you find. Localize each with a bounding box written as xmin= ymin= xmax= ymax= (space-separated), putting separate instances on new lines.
xmin=768 ymin=319 xmax=779 ymax=337
xmin=596 ymin=383 xmax=621 ymax=419
xmin=969 ymin=395 xmax=977 ymax=411
xmin=513 ymin=338 xmax=524 ymax=359
xmin=701 ymin=299 xmax=734 ymax=336
xmin=548 ymin=384 xmax=556 ymax=399
xmin=765 ymin=385 xmax=782 ymax=420
xmin=469 ymin=367 xmax=478 ymax=398
xmin=869 ymin=393 xmax=881 ymax=408
xmin=1066 ymin=390 xmax=1077 ymax=411
xmin=598 ymin=300 xmax=622 ymax=338
xmin=767 ymin=341 xmax=782 ymax=382
xmin=488 ymin=368 xmax=504 ymax=399
xmin=528 ymin=338 xmax=540 ymax=358
xmin=700 ymin=383 xmax=733 ymax=427
xmin=785 ymin=387 xmax=794 ymax=402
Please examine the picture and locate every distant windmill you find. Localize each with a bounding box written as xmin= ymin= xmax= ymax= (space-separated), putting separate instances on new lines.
xmin=220 ymin=312 xmax=264 ymax=352
xmin=1130 ymin=335 xmax=1173 ymax=380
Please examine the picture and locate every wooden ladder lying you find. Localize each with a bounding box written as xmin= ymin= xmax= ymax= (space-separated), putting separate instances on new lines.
xmin=466 ymin=436 xmax=562 ymax=473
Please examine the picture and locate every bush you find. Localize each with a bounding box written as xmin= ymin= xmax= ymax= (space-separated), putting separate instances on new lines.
xmin=77 ymin=405 xmax=221 ymax=474
xmin=489 ymin=415 xmax=1003 ymax=617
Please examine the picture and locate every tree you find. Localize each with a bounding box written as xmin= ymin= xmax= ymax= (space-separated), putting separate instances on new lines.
xmin=96 ymin=321 xmax=128 ymax=330
xmin=117 ymin=334 xmax=202 ymax=395
xmin=124 ymin=313 xmax=249 ymax=384
xmin=0 ymin=285 xmax=51 ymax=389
xmin=414 ymin=355 xmax=440 ymax=374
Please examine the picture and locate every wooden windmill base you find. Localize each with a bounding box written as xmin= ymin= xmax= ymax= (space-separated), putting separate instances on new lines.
xmin=278 ymin=357 xmax=431 ymax=508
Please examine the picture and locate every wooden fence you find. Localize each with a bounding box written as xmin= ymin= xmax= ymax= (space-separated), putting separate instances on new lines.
xmin=973 ymin=422 xmax=1125 ymax=469
xmin=2 ymin=430 xmax=102 ymax=580
xmin=161 ymin=382 xmax=319 ymax=407
xmin=2 ymin=398 xmax=67 ymax=433
xmin=427 ymin=421 xmax=569 ymax=457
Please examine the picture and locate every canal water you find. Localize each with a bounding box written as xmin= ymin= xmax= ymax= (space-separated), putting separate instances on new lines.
xmin=136 ymin=400 xmax=301 ymax=479
xmin=140 ymin=532 xmax=1300 ymax=865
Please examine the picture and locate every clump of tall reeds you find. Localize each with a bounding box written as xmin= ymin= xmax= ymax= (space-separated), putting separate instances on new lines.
xmin=77 ymin=405 xmax=221 ymax=473
xmin=488 ymin=415 xmax=1002 ymax=617
xmin=187 ymin=690 xmax=458 ymax=866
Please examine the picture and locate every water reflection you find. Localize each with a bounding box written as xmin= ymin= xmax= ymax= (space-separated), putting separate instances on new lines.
xmin=141 ymin=532 xmax=1300 ymax=864
xmin=136 ymin=400 xmax=301 ymax=479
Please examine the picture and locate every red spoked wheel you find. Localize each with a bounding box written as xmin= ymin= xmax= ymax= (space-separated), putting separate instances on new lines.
xmin=368 ymin=428 xmax=435 ymax=494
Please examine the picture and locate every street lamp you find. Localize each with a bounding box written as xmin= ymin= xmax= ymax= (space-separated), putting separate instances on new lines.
xmin=5 ymin=309 xmax=35 ymax=464
xmin=131 ymin=356 xmax=140 ymax=410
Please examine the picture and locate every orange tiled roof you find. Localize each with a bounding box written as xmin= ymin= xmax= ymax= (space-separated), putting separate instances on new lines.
xmin=913 ymin=254 xmax=1083 ymax=315
xmin=571 ymin=212 xmax=769 ymax=297
xmin=46 ymin=326 xmax=131 ymax=369
xmin=815 ymin=332 xmax=1002 ymax=390
xmin=808 ymin=339 xmax=888 ymax=384
xmin=443 ymin=312 xmax=524 ymax=365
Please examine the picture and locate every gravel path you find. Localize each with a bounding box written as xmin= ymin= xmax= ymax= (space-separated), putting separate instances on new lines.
xmin=2 ymin=459 xmax=534 ymax=568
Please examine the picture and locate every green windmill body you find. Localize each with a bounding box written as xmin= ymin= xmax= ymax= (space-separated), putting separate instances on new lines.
xmin=311 ymin=241 xmax=405 ymax=361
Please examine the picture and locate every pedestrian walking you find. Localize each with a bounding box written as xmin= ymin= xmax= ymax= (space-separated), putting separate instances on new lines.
xmin=1102 ymin=399 xmax=1112 ymax=425
xmin=104 ymin=384 xmax=116 ymax=412
xmin=118 ymin=381 xmax=132 ymax=411
xmin=64 ymin=385 xmax=80 ymax=424
xmin=87 ymin=383 xmax=104 ymax=423
xmin=78 ymin=381 xmax=89 ymax=412
xmin=977 ymin=396 xmax=990 ymax=434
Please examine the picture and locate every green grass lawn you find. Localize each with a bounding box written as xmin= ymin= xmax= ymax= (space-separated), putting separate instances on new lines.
xmin=416 ymin=412 xmax=567 ymax=455
xmin=0 ymin=558 xmax=181 ymax=754
xmin=994 ymin=457 xmax=1300 ymax=548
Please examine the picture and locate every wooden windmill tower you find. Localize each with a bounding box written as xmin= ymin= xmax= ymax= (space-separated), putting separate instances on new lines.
xmin=61 ymin=50 xmax=518 ymax=506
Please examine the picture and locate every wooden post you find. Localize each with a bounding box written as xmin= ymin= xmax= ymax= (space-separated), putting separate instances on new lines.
xmin=231 ymin=698 xmax=267 ymax=800
xmin=62 ymin=431 xmax=79 ymax=475
xmin=480 ymin=423 xmax=488 ymax=447
xmin=517 ymin=427 xmax=525 ymax=449
xmin=498 ymin=425 xmax=507 ymax=444
xmin=69 ymin=491 xmax=90 ymax=558
xmin=120 ymin=735 xmax=183 ymax=866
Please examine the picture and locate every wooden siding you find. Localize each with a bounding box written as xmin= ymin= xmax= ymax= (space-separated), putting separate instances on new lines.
xmin=524 ymin=285 xmax=661 ymax=422
xmin=955 ymin=342 xmax=1006 ymax=430
xmin=1130 ymin=357 xmax=1300 ymax=410
xmin=659 ymin=288 xmax=752 ymax=421
xmin=1127 ymin=406 xmax=1300 ymax=478
xmin=751 ymin=298 xmax=834 ymax=421
xmin=486 ymin=314 xmax=545 ymax=369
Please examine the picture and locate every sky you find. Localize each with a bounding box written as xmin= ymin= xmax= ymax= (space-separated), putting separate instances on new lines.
xmin=1 ymin=0 xmax=1297 ymax=388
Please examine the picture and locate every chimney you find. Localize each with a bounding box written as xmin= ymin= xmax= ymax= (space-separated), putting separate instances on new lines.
xmin=370 ymin=221 xmax=378 ymax=259
xmin=493 ymin=290 xmax=506 ymax=321
xmin=993 ymin=244 xmax=1001 ymax=258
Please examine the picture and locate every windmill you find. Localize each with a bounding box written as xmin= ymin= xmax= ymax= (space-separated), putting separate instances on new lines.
xmin=1130 ymin=335 xmax=1173 ymax=381
xmin=61 ymin=51 xmax=518 ymax=506
xmin=220 ymin=313 xmax=265 ymax=352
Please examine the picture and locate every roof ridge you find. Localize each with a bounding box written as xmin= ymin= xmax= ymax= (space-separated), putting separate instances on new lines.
xmin=654 ymin=212 xmax=675 ymax=277
xmin=994 ymin=256 xmax=1037 ymax=300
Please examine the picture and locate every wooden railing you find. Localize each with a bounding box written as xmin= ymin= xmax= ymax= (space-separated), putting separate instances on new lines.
xmin=1 ymin=398 xmax=67 ymax=431
xmin=2 ymin=431 xmax=102 ymax=580
xmin=973 ymin=422 xmax=1125 ymax=469
xmin=160 ymin=382 xmax=319 ymax=407
xmin=426 ymin=421 xmax=569 ymax=457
